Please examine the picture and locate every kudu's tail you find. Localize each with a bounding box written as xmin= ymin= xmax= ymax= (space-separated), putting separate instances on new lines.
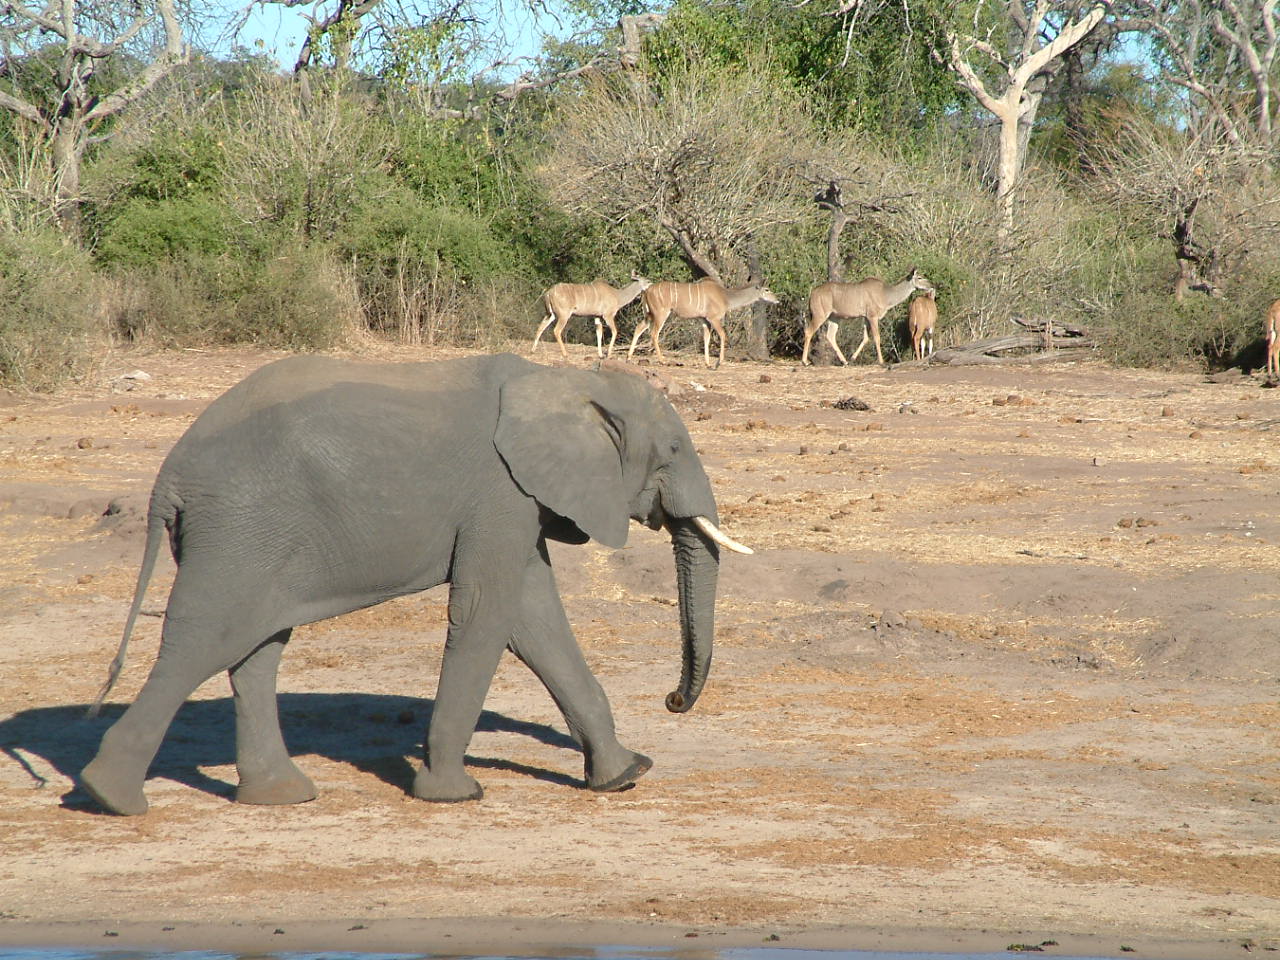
xmin=87 ymin=499 xmax=172 ymax=718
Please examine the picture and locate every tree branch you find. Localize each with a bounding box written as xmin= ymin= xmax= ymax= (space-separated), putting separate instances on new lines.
xmin=0 ymin=88 xmax=43 ymax=123
xmin=83 ymin=0 xmax=188 ymax=122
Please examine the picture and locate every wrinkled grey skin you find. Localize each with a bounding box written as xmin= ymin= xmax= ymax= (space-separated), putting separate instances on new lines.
xmin=80 ymin=353 xmax=722 ymax=816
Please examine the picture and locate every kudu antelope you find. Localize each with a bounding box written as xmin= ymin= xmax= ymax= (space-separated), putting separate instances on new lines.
xmin=626 ymin=278 xmax=779 ymax=369
xmin=532 ymin=273 xmax=652 ymax=359
xmin=1266 ymin=298 xmax=1280 ymax=379
xmin=803 ymin=268 xmax=934 ymax=366
xmin=908 ymin=289 xmax=938 ymax=361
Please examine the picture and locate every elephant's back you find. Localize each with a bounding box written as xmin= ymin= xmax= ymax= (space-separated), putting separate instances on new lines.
xmin=158 ymin=353 xmax=535 ymax=494
xmin=189 ymin=354 xmax=528 ymax=431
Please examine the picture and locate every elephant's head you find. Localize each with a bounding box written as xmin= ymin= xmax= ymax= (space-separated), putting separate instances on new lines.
xmin=494 ymin=363 xmax=749 ymax=714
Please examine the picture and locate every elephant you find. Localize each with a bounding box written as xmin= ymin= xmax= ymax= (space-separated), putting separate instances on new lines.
xmin=79 ymin=353 xmax=750 ymax=816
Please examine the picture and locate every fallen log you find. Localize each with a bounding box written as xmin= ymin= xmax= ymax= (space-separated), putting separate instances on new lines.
xmin=1011 ymin=315 xmax=1090 ymax=338
xmin=929 ymin=332 xmax=1095 ymax=365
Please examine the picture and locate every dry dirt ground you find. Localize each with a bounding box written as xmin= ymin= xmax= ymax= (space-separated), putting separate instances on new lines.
xmin=0 ymin=339 xmax=1277 ymax=959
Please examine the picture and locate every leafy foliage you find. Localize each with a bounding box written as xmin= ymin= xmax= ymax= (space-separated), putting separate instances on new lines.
xmin=642 ymin=0 xmax=961 ymax=135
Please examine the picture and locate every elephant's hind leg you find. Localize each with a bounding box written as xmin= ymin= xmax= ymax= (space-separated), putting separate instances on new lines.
xmin=509 ymin=546 xmax=651 ymax=793
xmin=81 ymin=625 xmax=236 ymax=815
xmin=82 ymin=575 xmax=288 ymax=815
xmin=230 ymin=629 xmax=317 ymax=806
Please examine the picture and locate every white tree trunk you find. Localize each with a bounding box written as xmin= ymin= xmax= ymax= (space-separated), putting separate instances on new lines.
xmin=947 ymin=2 xmax=1108 ymax=249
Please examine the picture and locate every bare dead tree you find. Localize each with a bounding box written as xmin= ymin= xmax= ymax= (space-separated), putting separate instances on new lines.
xmin=1118 ymin=0 xmax=1279 ymax=146
xmin=1087 ymin=111 xmax=1280 ymax=298
xmin=812 ymin=180 xmax=851 ymax=284
xmin=802 ymin=164 xmax=916 ymax=284
xmin=943 ymin=0 xmax=1108 ymax=245
xmin=0 ymin=0 xmax=189 ymax=231
xmin=541 ymin=59 xmax=813 ymax=286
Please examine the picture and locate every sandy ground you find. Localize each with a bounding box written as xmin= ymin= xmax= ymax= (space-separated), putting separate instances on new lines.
xmin=0 ymin=338 xmax=1277 ymax=959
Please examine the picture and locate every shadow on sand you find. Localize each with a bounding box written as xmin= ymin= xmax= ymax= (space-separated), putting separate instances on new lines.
xmin=0 ymin=692 xmax=583 ymax=812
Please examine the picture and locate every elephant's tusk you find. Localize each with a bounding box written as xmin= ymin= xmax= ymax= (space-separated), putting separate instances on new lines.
xmin=692 ymin=516 xmax=754 ymax=555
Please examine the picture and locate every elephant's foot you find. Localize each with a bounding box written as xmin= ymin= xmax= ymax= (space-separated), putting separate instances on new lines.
xmin=587 ymin=750 xmax=652 ymax=793
xmin=236 ymin=766 xmax=318 ymax=806
xmin=79 ymin=757 xmax=148 ymax=816
xmin=412 ymin=765 xmax=484 ymax=803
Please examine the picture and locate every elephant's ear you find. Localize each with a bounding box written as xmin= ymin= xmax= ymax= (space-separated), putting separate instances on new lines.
xmin=495 ymin=369 xmax=631 ymax=548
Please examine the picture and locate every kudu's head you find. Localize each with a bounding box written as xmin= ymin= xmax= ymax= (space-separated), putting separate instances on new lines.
xmin=908 ymin=267 xmax=936 ymax=296
xmin=745 ymin=276 xmax=781 ymax=305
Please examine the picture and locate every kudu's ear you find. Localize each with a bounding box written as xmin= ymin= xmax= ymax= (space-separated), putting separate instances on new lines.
xmin=495 ymin=368 xmax=633 ymax=548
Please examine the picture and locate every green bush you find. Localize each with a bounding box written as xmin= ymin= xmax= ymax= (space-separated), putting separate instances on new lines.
xmin=107 ymin=256 xmax=231 ymax=346
xmin=1086 ymin=248 xmax=1279 ymax=371
xmin=226 ymin=247 xmax=356 ymax=350
xmin=346 ymin=187 xmax=508 ymax=283
xmin=0 ymin=229 xmax=105 ymax=391
xmin=95 ymin=195 xmax=232 ymax=267
xmin=106 ymin=243 xmax=355 ymax=352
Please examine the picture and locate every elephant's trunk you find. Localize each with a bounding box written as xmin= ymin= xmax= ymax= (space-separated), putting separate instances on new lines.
xmin=665 ymin=517 xmax=719 ymax=713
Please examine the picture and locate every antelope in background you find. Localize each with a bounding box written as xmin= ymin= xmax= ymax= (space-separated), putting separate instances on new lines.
xmin=626 ymin=278 xmax=779 ymax=369
xmin=803 ymin=267 xmax=934 ymax=366
xmin=908 ymin=289 xmax=938 ymax=360
xmin=1266 ymin=298 xmax=1280 ymax=379
xmin=532 ymin=273 xmax=651 ymax=359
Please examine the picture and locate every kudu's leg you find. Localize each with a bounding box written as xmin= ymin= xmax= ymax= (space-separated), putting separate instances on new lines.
xmin=532 ymin=312 xmax=556 ymax=354
xmin=848 ymin=317 xmax=872 ymax=362
xmin=594 ymin=318 xmax=605 ymax=358
xmin=626 ymin=317 xmax=651 ymax=361
xmin=552 ymin=311 xmax=572 ymax=358
xmin=709 ymin=316 xmax=727 ymax=369
xmin=869 ymin=314 xmax=885 ymax=364
xmin=824 ymin=321 xmax=849 ymax=366
xmin=801 ymin=310 xmax=825 ymax=366
xmin=602 ymin=312 xmax=618 ymax=360
xmin=650 ymin=311 xmax=671 ymax=364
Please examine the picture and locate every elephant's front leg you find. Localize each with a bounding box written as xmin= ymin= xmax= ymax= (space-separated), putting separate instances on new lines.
xmin=508 ymin=544 xmax=652 ymax=793
xmin=413 ymin=573 xmax=522 ymax=803
xmin=229 ymin=629 xmax=318 ymax=806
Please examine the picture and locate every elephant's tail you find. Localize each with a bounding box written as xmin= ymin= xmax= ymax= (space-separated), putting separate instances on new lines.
xmin=87 ymin=496 xmax=172 ymax=718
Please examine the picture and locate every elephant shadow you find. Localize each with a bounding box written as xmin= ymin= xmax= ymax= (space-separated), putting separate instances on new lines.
xmin=0 ymin=693 xmax=583 ymax=812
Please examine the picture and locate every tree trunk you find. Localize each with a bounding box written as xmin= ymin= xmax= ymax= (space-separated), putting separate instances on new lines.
xmin=659 ymin=216 xmax=722 ymax=283
xmin=743 ymin=241 xmax=770 ymax=361
xmin=811 ymin=182 xmax=847 ymax=366
xmin=50 ymin=119 xmax=83 ymax=236
xmin=996 ymin=99 xmax=1021 ymax=247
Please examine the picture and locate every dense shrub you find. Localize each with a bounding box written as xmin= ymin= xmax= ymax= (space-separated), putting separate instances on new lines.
xmin=215 ymin=73 xmax=390 ymax=241
xmin=105 ymin=256 xmax=229 ymax=345
xmin=95 ymin=195 xmax=231 ymax=267
xmin=226 ymin=247 xmax=359 ymax=351
xmin=1094 ymin=254 xmax=1280 ymax=369
xmin=345 ymin=188 xmax=508 ymax=283
xmin=106 ymin=246 xmax=358 ymax=351
xmin=0 ymin=229 xmax=105 ymax=390
xmin=0 ymin=44 xmax=1263 ymax=373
